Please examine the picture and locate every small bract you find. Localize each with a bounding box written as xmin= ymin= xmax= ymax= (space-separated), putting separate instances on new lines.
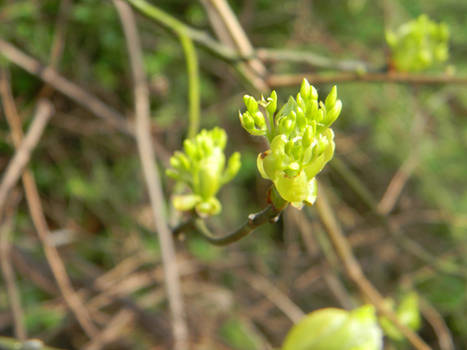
xmin=240 ymin=79 xmax=341 ymax=208
xmin=166 ymin=127 xmax=241 ymax=217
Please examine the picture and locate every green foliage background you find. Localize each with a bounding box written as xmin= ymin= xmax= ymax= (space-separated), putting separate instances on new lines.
xmin=0 ymin=0 xmax=466 ymax=349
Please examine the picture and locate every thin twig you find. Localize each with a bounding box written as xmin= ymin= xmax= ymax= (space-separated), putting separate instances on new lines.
xmin=0 ymin=71 xmax=98 ymax=337
xmin=113 ymin=2 xmax=189 ymax=349
xmin=0 ymin=195 xmax=26 ymax=340
xmin=0 ymin=38 xmax=130 ymax=134
xmin=330 ymin=156 xmax=467 ymax=278
xmin=0 ymin=100 xmax=53 ymax=217
xmin=173 ymin=205 xmax=283 ymax=246
xmin=268 ymin=72 xmax=467 ymax=86
xmin=83 ymin=310 xmax=134 ymax=350
xmin=256 ymin=48 xmax=377 ymax=72
xmin=314 ymin=183 xmax=431 ymax=350
xmin=241 ymin=272 xmax=305 ymax=324
xmin=125 ymin=0 xmax=239 ymax=61
xmin=420 ymin=298 xmax=455 ymax=350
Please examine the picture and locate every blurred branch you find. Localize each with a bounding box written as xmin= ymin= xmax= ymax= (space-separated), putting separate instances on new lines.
xmin=420 ymin=298 xmax=455 ymax=350
xmin=0 ymin=39 xmax=130 ymax=134
xmin=268 ymin=72 xmax=467 ymax=86
xmin=314 ymin=183 xmax=431 ymax=350
xmin=125 ymin=0 xmax=239 ymax=61
xmin=173 ymin=205 xmax=283 ymax=246
xmin=200 ymin=0 xmax=268 ymax=91
xmin=0 ymin=100 xmax=53 ymax=217
xmin=240 ymin=271 xmax=305 ymax=323
xmin=0 ymin=72 xmax=98 ymax=337
xmin=113 ymin=1 xmax=189 ymax=349
xmin=0 ymin=196 xmax=26 ymax=340
xmin=256 ymin=48 xmax=379 ymax=72
xmin=331 ymin=156 xmax=467 ymax=278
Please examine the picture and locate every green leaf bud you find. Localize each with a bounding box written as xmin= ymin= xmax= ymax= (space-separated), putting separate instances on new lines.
xmin=300 ymin=78 xmax=311 ymax=99
xmin=325 ymin=86 xmax=338 ymax=111
xmin=324 ymin=99 xmax=342 ymax=127
xmin=167 ymin=128 xmax=239 ymax=217
xmin=243 ymin=94 xmax=258 ymax=114
xmin=222 ymin=152 xmax=241 ymax=184
xmin=252 ymin=111 xmax=266 ymax=129
xmin=266 ymin=90 xmax=278 ymax=117
xmin=302 ymin=126 xmax=314 ymax=148
xmin=173 ymin=194 xmax=201 ymax=211
xmin=239 ymin=111 xmax=255 ymax=131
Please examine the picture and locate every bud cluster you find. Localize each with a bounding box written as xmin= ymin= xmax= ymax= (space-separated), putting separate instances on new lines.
xmin=239 ymin=79 xmax=342 ymax=208
xmin=386 ymin=15 xmax=449 ymax=72
xmin=166 ymin=127 xmax=241 ymax=216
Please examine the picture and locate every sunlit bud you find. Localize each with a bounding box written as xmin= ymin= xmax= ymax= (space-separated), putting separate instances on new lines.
xmin=300 ymin=78 xmax=311 ymax=99
xmin=325 ymin=86 xmax=338 ymax=111
xmin=243 ymin=95 xmax=258 ymax=114
xmin=266 ymin=90 xmax=278 ymax=116
xmin=325 ymin=99 xmax=342 ymax=127
xmin=239 ymin=111 xmax=255 ymax=131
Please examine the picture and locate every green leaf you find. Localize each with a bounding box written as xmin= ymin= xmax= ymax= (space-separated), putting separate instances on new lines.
xmin=282 ymin=305 xmax=382 ymax=350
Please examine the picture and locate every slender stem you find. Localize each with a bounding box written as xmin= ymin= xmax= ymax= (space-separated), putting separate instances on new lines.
xmin=113 ymin=2 xmax=189 ymax=348
xmin=125 ymin=0 xmax=238 ymax=61
xmin=268 ymin=72 xmax=467 ymax=86
xmin=178 ymin=32 xmax=200 ymax=138
xmin=173 ymin=205 xmax=283 ymax=246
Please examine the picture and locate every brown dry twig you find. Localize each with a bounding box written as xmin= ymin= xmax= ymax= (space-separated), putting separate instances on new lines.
xmin=0 ymin=100 xmax=53 ymax=217
xmin=268 ymin=72 xmax=467 ymax=86
xmin=0 ymin=71 xmax=99 ymax=337
xmin=314 ymin=183 xmax=431 ymax=350
xmin=113 ymin=1 xmax=189 ymax=349
xmin=0 ymin=195 xmax=26 ymax=340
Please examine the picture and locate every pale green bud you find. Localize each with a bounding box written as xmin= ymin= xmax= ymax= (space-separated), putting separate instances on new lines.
xmin=239 ymin=111 xmax=255 ymax=131
xmin=302 ymin=126 xmax=314 ymax=148
xmin=324 ymin=99 xmax=342 ymax=127
xmin=252 ymin=111 xmax=266 ymax=129
xmin=266 ymin=90 xmax=278 ymax=117
xmin=325 ymin=86 xmax=338 ymax=111
xmin=222 ymin=152 xmax=241 ymax=184
xmin=300 ymin=78 xmax=311 ymax=99
xmin=243 ymin=94 xmax=258 ymax=114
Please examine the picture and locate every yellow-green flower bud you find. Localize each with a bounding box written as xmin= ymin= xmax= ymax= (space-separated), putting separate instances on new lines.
xmin=243 ymin=95 xmax=258 ymax=114
xmin=240 ymin=79 xmax=341 ymax=208
xmin=167 ymin=127 xmax=241 ymax=217
xmin=266 ymin=90 xmax=278 ymax=117
xmin=386 ymin=15 xmax=449 ymax=72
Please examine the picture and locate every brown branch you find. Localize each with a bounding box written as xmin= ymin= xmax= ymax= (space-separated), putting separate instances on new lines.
xmin=0 ymin=195 xmax=26 ymax=340
xmin=268 ymin=72 xmax=467 ymax=86
xmin=240 ymin=272 xmax=305 ymax=324
xmin=0 ymin=71 xmax=99 ymax=337
xmin=0 ymin=38 xmax=130 ymax=134
xmin=113 ymin=1 xmax=189 ymax=349
xmin=314 ymin=183 xmax=431 ymax=350
xmin=83 ymin=310 xmax=134 ymax=350
xmin=0 ymin=100 xmax=53 ymax=217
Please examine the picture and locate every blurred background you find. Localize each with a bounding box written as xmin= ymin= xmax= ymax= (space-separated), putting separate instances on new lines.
xmin=0 ymin=0 xmax=466 ymax=349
